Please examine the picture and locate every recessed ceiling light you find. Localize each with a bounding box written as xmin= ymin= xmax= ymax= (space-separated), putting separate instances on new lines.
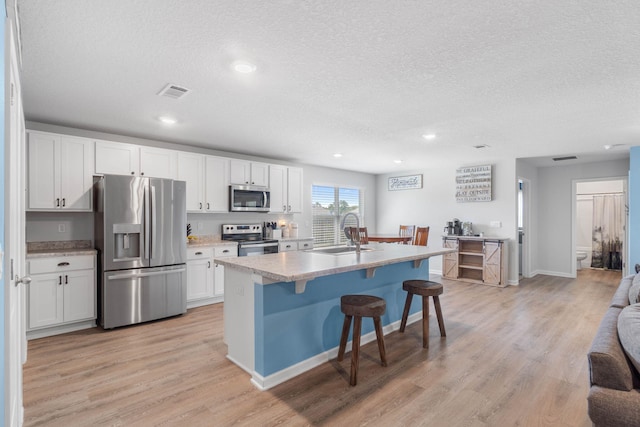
xmin=422 ymin=133 xmax=436 ymax=140
xmin=232 ymin=60 xmax=257 ymax=73
xmin=158 ymin=116 xmax=177 ymax=125
xmin=394 ymin=160 xmax=403 ymax=164
xmin=333 ymin=153 xmax=343 ymax=158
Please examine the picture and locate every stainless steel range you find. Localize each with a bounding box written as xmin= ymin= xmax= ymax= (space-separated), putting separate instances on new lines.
xmin=221 ymin=224 xmax=279 ymax=256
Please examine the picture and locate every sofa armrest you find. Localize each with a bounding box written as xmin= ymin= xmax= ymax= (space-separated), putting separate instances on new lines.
xmin=610 ymin=275 xmax=634 ymax=308
xmin=588 ymin=307 xmax=637 ymax=391
xmin=588 ymin=386 xmax=640 ymax=427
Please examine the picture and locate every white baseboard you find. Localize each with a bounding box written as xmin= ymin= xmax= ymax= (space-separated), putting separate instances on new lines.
xmin=250 ymin=311 xmax=422 ymax=391
xmin=531 ymin=269 xmax=575 ymax=279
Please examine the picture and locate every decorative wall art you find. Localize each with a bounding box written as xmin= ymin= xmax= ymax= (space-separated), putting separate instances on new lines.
xmin=388 ymin=174 xmax=423 ymax=191
xmin=456 ymin=165 xmax=492 ymax=202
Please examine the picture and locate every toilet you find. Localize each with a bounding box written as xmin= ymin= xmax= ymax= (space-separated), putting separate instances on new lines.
xmin=577 ymin=251 xmax=588 ymax=269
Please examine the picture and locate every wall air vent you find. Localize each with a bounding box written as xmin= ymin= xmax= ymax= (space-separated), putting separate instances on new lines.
xmin=157 ymin=83 xmax=191 ymax=99
xmin=552 ymin=156 xmax=578 ymax=161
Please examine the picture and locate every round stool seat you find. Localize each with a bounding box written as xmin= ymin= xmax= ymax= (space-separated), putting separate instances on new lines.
xmin=402 ymin=280 xmax=443 ymax=296
xmin=341 ymin=295 xmax=386 ymax=317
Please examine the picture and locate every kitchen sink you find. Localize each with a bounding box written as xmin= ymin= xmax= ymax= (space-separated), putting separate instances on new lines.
xmin=307 ymin=246 xmax=376 ymax=255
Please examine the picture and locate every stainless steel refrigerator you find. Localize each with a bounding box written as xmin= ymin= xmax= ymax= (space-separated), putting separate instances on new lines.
xmin=95 ymin=175 xmax=187 ymax=329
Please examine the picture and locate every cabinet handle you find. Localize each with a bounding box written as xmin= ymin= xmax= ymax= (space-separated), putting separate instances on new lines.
xmin=207 ymin=261 xmax=211 ymax=268
xmin=58 ymin=276 xmax=62 ymax=285
xmin=222 ymin=249 xmax=229 ymax=254
xmin=65 ymin=275 xmax=68 ymax=284
xmin=283 ymin=205 xmax=286 ymax=212
xmin=131 ymin=172 xmax=135 ymax=175
xmin=207 ymin=203 xmax=210 ymax=210
xmin=288 ymin=205 xmax=291 ymax=212
xmin=62 ymin=198 xmax=66 ymax=207
xmin=57 ymin=262 xmax=70 ymax=267
xmin=195 ymin=251 xmax=203 ymax=255
xmin=56 ymin=198 xmax=60 ymax=207
xmin=141 ymin=172 xmax=144 ymax=176
xmin=199 ymin=202 xmax=202 ymax=209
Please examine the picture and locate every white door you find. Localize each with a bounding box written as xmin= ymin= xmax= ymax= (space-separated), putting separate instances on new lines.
xmin=5 ymin=23 xmax=27 ymax=427
xmin=59 ymin=136 xmax=92 ymax=210
xmin=177 ymin=152 xmax=204 ymax=212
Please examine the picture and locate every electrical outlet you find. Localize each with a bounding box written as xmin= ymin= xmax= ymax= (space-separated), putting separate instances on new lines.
xmin=58 ymin=223 xmax=66 ymax=233
xmin=490 ymin=221 xmax=502 ymax=228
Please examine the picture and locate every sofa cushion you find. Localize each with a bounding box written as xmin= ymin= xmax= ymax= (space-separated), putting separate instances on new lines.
xmin=589 ymin=307 xmax=635 ymax=391
xmin=629 ymin=274 xmax=640 ymax=305
xmin=611 ymin=274 xmax=634 ymax=308
xmin=588 ymin=386 xmax=640 ymax=427
xmin=618 ymin=304 xmax=640 ymax=376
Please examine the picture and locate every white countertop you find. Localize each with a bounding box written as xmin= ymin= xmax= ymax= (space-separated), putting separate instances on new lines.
xmin=215 ymin=243 xmax=454 ymax=283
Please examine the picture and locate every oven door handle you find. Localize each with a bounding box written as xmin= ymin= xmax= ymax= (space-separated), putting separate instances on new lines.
xmin=241 ymin=242 xmax=278 ymax=249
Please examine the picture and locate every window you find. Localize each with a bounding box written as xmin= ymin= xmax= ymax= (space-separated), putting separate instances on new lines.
xmin=312 ymin=185 xmax=364 ymax=246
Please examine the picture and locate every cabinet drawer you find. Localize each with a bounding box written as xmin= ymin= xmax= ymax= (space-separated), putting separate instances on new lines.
xmin=28 ymin=255 xmax=94 ymax=275
xmin=187 ymin=247 xmax=213 ymax=260
xmin=297 ymin=240 xmax=314 ymax=250
xmin=214 ymin=246 xmax=236 ymax=257
xmin=279 ymin=242 xmax=297 ymax=252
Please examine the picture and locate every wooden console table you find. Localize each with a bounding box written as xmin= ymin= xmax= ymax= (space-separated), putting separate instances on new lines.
xmin=442 ymin=236 xmax=509 ymax=287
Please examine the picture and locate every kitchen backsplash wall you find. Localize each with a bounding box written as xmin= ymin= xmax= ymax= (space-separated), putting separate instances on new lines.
xmin=26 ymin=212 xmax=94 ymax=243
xmin=25 ymin=211 xmax=309 ymax=243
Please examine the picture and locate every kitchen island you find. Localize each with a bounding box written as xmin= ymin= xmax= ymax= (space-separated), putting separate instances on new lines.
xmin=215 ymin=243 xmax=454 ymax=390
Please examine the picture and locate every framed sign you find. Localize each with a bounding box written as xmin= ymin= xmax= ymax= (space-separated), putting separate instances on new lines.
xmin=456 ymin=165 xmax=492 ymax=202
xmin=388 ymin=174 xmax=423 ymax=191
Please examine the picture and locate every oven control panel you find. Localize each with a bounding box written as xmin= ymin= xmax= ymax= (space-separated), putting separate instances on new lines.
xmin=222 ymin=224 xmax=263 ymax=235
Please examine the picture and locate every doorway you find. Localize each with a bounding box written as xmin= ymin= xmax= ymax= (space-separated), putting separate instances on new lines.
xmin=517 ymin=178 xmax=531 ymax=279
xmin=573 ymin=178 xmax=627 ymax=274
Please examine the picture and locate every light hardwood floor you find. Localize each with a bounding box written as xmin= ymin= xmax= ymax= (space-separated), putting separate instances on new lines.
xmin=23 ymin=269 xmax=621 ymax=426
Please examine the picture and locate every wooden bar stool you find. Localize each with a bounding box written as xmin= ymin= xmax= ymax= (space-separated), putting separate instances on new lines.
xmin=337 ymin=294 xmax=387 ymax=386
xmin=399 ymin=280 xmax=446 ymax=348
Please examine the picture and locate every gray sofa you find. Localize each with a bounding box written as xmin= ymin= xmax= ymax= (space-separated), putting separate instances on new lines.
xmin=588 ymin=274 xmax=640 ymax=426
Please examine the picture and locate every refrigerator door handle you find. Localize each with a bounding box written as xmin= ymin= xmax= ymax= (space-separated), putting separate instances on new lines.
xmin=107 ymin=268 xmax=187 ymax=280
xmin=144 ymin=185 xmax=150 ymax=260
xmin=151 ymin=184 xmax=157 ymax=261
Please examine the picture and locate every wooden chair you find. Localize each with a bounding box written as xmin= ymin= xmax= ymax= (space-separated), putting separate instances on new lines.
xmin=399 ymin=225 xmax=415 ymax=244
xmin=348 ymin=227 xmax=369 ymax=244
xmin=413 ymin=226 xmax=430 ymax=246
xmin=337 ymin=294 xmax=387 ymax=386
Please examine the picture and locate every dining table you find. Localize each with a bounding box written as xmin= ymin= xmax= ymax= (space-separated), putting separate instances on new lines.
xmin=367 ymin=234 xmax=412 ymax=243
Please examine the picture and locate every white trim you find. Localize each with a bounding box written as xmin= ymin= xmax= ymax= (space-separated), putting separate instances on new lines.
xmin=250 ymin=311 xmax=422 ymax=391
xmin=534 ymin=270 xmax=575 ymax=278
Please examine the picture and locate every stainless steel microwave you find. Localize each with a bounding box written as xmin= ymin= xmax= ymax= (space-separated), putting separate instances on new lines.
xmin=229 ymin=185 xmax=271 ymax=212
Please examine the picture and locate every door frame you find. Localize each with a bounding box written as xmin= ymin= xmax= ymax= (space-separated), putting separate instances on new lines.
xmin=517 ymin=177 xmax=532 ymax=279
xmin=571 ymin=176 xmax=628 ymax=276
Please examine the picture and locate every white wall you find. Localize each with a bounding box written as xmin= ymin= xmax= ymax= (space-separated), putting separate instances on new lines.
xmin=533 ymin=159 xmax=628 ymax=277
xmin=376 ymin=158 xmax=517 ymax=282
xmin=26 ymin=212 xmax=94 ymax=242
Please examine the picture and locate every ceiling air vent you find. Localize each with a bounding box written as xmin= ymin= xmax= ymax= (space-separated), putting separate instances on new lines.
xmin=157 ymin=83 xmax=191 ymax=99
xmin=473 ymin=144 xmax=490 ymax=149
xmin=552 ymin=156 xmax=577 ymax=161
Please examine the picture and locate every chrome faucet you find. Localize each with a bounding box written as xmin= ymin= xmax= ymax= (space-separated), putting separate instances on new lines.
xmin=340 ymin=212 xmax=361 ymax=254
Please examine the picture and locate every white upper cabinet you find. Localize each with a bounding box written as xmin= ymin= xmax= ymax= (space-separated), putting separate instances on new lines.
xmin=205 ymin=156 xmax=230 ymax=212
xmin=95 ymin=141 xmax=177 ymax=179
xmin=27 ymin=131 xmax=93 ymax=211
xmin=177 ymin=152 xmax=206 ymax=212
xmin=95 ymin=140 xmax=140 ymax=176
xmin=178 ymin=153 xmax=229 ymax=213
xmin=230 ymin=160 xmax=269 ymax=186
xmin=139 ymin=146 xmax=178 ymax=179
xmin=269 ymin=165 xmax=303 ymax=214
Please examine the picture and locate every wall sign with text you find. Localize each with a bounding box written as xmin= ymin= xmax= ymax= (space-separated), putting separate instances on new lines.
xmin=456 ymin=165 xmax=492 ymax=202
xmin=388 ymin=174 xmax=423 ymax=191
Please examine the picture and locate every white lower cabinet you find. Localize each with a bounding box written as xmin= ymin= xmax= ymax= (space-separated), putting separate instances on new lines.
xmin=27 ymin=254 xmax=96 ymax=339
xmin=187 ymin=245 xmax=236 ymax=308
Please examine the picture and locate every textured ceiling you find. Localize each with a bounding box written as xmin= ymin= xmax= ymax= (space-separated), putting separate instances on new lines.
xmin=17 ymin=0 xmax=639 ymax=173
